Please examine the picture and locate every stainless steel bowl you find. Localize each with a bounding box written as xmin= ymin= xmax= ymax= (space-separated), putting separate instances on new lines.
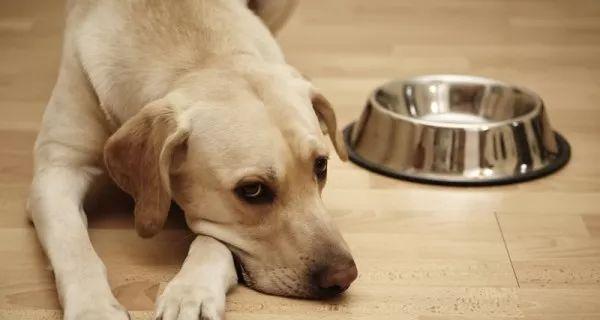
xmin=344 ymin=75 xmax=570 ymax=186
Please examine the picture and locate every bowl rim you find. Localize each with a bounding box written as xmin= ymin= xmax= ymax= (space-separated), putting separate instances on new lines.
xmin=369 ymin=74 xmax=544 ymax=130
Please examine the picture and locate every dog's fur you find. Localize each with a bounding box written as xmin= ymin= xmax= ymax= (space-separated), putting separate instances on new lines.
xmin=28 ymin=1 xmax=356 ymax=319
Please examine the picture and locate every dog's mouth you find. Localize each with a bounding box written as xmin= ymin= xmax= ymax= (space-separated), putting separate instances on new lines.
xmin=230 ymin=252 xmax=316 ymax=299
xmin=230 ymin=250 xmax=345 ymax=299
xmin=231 ymin=252 xmax=251 ymax=286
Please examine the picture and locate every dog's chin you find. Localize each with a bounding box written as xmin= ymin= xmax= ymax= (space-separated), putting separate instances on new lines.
xmin=231 ymin=253 xmax=328 ymax=299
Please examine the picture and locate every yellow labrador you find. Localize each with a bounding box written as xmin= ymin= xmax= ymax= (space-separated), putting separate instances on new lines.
xmin=27 ymin=0 xmax=357 ymax=319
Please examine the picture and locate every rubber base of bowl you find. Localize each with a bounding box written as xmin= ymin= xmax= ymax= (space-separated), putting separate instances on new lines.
xmin=343 ymin=123 xmax=571 ymax=187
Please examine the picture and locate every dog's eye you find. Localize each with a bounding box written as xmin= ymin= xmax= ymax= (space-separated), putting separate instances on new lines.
xmin=235 ymin=182 xmax=274 ymax=204
xmin=314 ymin=157 xmax=328 ymax=180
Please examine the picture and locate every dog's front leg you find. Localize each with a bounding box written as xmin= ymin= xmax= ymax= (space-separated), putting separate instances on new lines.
xmin=155 ymin=236 xmax=238 ymax=320
xmin=29 ymin=167 xmax=130 ymax=320
xmin=28 ymin=37 xmax=130 ymax=318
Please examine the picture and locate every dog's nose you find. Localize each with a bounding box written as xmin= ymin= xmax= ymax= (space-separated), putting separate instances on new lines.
xmin=315 ymin=260 xmax=358 ymax=296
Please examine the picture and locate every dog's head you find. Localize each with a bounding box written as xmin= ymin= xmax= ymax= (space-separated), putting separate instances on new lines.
xmin=104 ymin=64 xmax=357 ymax=298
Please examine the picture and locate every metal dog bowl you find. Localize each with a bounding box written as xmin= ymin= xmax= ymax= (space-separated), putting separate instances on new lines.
xmin=344 ymin=75 xmax=570 ymax=186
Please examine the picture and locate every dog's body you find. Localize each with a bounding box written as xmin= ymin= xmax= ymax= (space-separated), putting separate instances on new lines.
xmin=28 ymin=1 xmax=356 ymax=319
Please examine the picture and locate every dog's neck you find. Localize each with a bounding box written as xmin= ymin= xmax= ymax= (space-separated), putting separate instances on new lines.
xmin=101 ymin=47 xmax=291 ymax=129
xmin=87 ymin=0 xmax=287 ymax=129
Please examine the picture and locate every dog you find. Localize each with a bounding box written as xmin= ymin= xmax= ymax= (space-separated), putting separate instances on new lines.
xmin=27 ymin=0 xmax=357 ymax=319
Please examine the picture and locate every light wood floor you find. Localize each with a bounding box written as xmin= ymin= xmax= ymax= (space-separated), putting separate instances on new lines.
xmin=1 ymin=0 xmax=600 ymax=319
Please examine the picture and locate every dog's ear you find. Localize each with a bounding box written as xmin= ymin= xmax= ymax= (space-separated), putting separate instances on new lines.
xmin=104 ymin=100 xmax=189 ymax=238
xmin=311 ymin=92 xmax=348 ymax=161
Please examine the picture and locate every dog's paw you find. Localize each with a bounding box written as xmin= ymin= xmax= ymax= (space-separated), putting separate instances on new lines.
xmin=65 ymin=300 xmax=130 ymax=320
xmin=155 ymin=281 xmax=225 ymax=320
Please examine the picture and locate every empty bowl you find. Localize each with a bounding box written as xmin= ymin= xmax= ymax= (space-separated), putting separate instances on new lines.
xmin=344 ymin=75 xmax=570 ymax=186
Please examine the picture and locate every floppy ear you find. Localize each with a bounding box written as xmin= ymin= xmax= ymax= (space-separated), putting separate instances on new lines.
xmin=104 ymin=100 xmax=189 ymax=238
xmin=311 ymin=92 xmax=348 ymax=161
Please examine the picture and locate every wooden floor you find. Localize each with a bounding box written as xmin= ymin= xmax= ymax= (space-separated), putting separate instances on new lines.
xmin=1 ymin=0 xmax=600 ymax=319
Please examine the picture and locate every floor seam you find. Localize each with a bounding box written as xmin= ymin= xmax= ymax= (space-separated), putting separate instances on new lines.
xmin=494 ymin=211 xmax=520 ymax=288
